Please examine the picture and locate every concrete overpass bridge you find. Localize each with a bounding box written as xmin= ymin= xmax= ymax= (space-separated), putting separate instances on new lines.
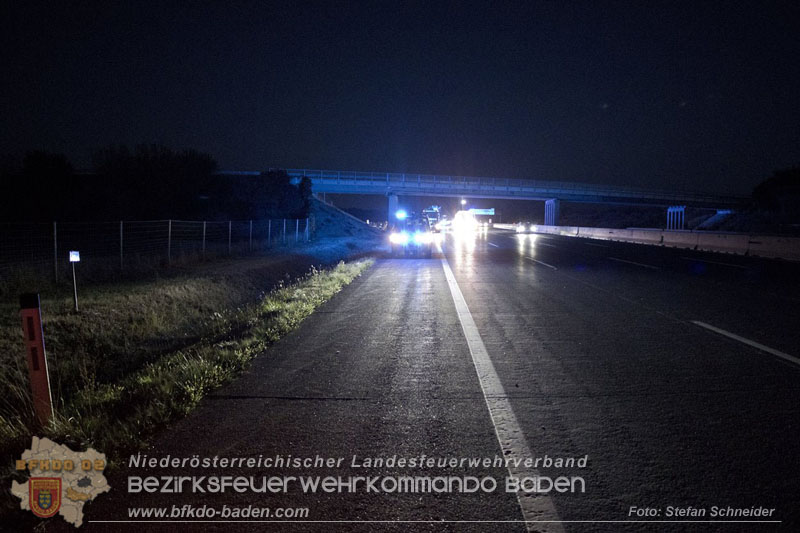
xmin=220 ymin=169 xmax=746 ymax=228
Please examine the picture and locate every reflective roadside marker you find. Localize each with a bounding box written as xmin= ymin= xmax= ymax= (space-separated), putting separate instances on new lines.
xmin=20 ymin=293 xmax=54 ymax=426
xmin=69 ymin=251 xmax=79 ymax=311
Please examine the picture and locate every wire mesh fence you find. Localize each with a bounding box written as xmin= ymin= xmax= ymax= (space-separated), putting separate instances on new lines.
xmin=0 ymin=218 xmax=312 ymax=283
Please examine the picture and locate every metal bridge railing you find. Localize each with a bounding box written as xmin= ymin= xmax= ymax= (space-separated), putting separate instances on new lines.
xmin=283 ymin=169 xmax=743 ymax=205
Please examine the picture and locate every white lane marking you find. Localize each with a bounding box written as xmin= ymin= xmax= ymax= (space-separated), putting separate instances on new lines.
xmin=441 ymin=259 xmax=564 ymax=533
xmin=680 ymin=256 xmax=748 ymax=269
xmin=607 ymin=257 xmax=659 ymax=270
xmin=692 ymin=321 xmax=800 ymax=368
xmin=525 ymin=256 xmax=558 ymax=270
xmin=488 ymin=242 xmax=500 ymax=248
xmin=584 ymin=242 xmax=609 ymax=248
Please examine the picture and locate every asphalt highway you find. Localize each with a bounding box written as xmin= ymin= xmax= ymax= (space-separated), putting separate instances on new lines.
xmin=60 ymin=229 xmax=800 ymax=532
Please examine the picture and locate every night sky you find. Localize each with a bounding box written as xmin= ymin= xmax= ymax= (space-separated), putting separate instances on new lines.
xmin=2 ymin=1 xmax=798 ymax=195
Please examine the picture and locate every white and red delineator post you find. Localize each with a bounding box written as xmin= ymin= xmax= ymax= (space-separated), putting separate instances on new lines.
xmin=20 ymin=293 xmax=54 ymax=425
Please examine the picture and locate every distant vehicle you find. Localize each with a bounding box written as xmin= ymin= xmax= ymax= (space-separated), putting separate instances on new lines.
xmin=389 ymin=215 xmax=434 ymax=257
xmin=515 ymin=222 xmax=531 ymax=233
xmin=422 ymin=206 xmax=442 ymax=231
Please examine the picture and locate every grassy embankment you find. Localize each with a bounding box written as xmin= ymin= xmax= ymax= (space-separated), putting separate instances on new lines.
xmin=0 ymin=254 xmax=374 ymax=515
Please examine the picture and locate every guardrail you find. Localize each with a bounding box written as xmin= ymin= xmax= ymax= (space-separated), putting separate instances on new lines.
xmin=494 ymin=224 xmax=800 ymax=262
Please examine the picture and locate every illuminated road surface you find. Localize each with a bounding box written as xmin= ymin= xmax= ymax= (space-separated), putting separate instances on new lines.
xmin=61 ymin=229 xmax=800 ymax=532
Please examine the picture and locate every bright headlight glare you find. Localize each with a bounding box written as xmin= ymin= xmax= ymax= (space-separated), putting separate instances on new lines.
xmin=390 ymin=232 xmax=409 ymax=244
xmin=414 ymin=232 xmax=433 ymax=244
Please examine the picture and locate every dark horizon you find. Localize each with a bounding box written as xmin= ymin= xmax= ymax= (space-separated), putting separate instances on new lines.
xmin=2 ymin=1 xmax=799 ymax=196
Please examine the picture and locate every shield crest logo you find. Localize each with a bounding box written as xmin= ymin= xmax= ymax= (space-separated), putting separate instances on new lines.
xmin=29 ymin=477 xmax=62 ymax=518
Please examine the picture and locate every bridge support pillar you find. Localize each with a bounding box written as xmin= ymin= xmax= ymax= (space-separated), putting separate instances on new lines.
xmin=667 ymin=205 xmax=686 ymax=230
xmin=544 ymin=199 xmax=560 ymax=226
xmin=387 ymin=193 xmax=399 ymax=220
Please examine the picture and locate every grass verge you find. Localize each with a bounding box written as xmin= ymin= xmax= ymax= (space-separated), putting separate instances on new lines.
xmin=0 ymin=258 xmax=373 ymax=518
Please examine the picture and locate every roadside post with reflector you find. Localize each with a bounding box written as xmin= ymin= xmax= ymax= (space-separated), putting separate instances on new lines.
xmin=20 ymin=293 xmax=54 ymax=426
xmin=69 ymin=251 xmax=80 ymax=312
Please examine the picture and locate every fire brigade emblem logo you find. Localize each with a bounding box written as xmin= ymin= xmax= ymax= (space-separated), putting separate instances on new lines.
xmin=29 ymin=477 xmax=62 ymax=518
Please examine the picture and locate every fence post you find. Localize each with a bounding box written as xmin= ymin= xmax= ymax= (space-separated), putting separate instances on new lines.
xmin=228 ymin=221 xmax=232 ymax=254
xmin=119 ymin=221 xmax=124 ymax=270
xmin=282 ymin=219 xmax=286 ymax=244
xmin=295 ymin=219 xmax=299 ymax=243
xmin=249 ymin=220 xmax=253 ymax=251
xmin=53 ymin=222 xmax=58 ymax=283
xmin=268 ymin=220 xmax=271 ymax=248
xmin=202 ymin=221 xmax=206 ymax=258
xmin=167 ymin=219 xmax=172 ymax=264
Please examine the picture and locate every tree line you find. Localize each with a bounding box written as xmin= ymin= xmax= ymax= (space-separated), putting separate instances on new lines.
xmin=0 ymin=145 xmax=312 ymax=222
xmin=752 ymin=166 xmax=800 ymax=218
